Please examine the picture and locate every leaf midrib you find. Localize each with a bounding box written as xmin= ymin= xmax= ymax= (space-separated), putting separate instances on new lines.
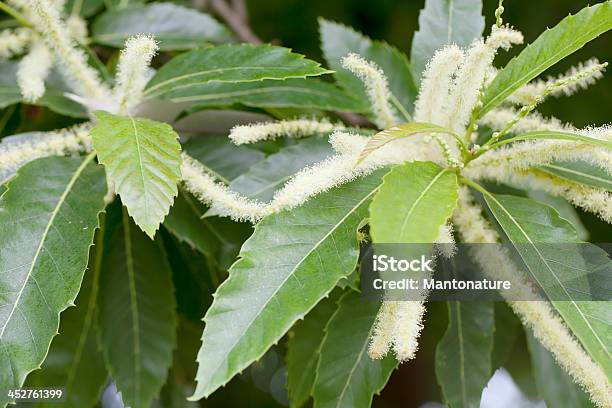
xmin=399 ymin=168 xmax=447 ymax=238
xmin=0 ymin=153 xmax=94 ymax=341
xmin=362 ymin=125 xmax=455 ymax=161
xmin=456 ymin=302 xmax=467 ymax=408
xmin=486 ymin=194 xmax=610 ymax=360
xmin=146 ymin=67 xmax=315 ymax=96
xmin=540 ymin=164 xmax=612 ymax=188
xmin=335 ymin=316 xmax=377 ymax=408
xmin=507 ymin=131 xmax=612 ymax=150
xmin=123 ymin=209 xmax=142 ymax=406
xmin=482 ymin=8 xmax=610 ymax=113
xmin=129 ymin=118 xmax=149 ymax=225
xmin=171 ymin=86 xmax=339 ymax=103
xmin=201 ymin=184 xmax=379 ymax=393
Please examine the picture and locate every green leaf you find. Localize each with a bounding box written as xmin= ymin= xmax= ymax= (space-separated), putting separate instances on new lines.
xmin=183 ymin=135 xmax=265 ymax=183
xmin=25 ymin=217 xmax=108 ymax=407
xmin=319 ymin=18 xmax=417 ymax=118
xmin=287 ymin=294 xmax=339 ymax=408
xmin=0 ymin=155 xmax=106 ymax=403
xmin=483 ymin=176 xmax=590 ymax=240
xmin=163 ymin=190 xmax=252 ymax=269
xmin=492 ymin=130 xmax=612 ymax=150
xmin=64 ymin=0 xmax=104 ymax=17
xmin=98 ymin=206 xmax=177 ymax=408
xmin=357 ymin=122 xmax=459 ymax=163
xmin=435 ymin=301 xmax=494 ymax=408
xmin=145 ymin=44 xmax=332 ymax=99
xmin=370 ymin=161 xmax=458 ymax=243
xmin=0 ymin=61 xmax=87 ymax=117
xmin=538 ymin=161 xmax=612 ymax=192
xmin=491 ymin=302 xmax=521 ymax=370
xmin=189 ymin=170 xmax=387 ymax=400
xmin=410 ymin=0 xmax=485 ymax=83
xmin=527 ymin=190 xmax=589 ymax=241
xmin=92 ymin=3 xmax=230 ymax=50
xmin=312 ymin=292 xmax=397 ymax=408
xmin=176 ymin=78 xmax=368 ymax=116
xmin=482 ymin=193 xmax=612 ymax=379
xmin=91 ymin=111 xmax=182 ymax=238
xmin=208 ymin=137 xmax=333 ymax=212
xmin=480 ymin=2 xmax=612 ymax=116
xmin=163 ymin=234 xmax=220 ymax=322
xmin=526 ymin=330 xmax=594 ymax=408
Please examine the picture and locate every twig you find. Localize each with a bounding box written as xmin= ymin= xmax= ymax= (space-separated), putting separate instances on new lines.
xmin=209 ymin=0 xmax=262 ymax=44
xmin=231 ymin=0 xmax=247 ymax=22
xmin=0 ymin=1 xmax=32 ymax=27
xmin=336 ymin=112 xmax=374 ymax=128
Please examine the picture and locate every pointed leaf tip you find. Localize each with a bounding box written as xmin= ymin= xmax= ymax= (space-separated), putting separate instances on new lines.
xmin=91 ymin=111 xmax=181 ymax=237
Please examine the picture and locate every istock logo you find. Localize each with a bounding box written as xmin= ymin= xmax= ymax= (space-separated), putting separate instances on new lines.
xmin=372 ymin=254 xmax=434 ymax=272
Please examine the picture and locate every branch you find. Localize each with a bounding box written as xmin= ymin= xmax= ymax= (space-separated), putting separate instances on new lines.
xmin=231 ymin=0 xmax=247 ymax=21
xmin=335 ymin=112 xmax=375 ymax=128
xmin=209 ymin=0 xmax=261 ymax=44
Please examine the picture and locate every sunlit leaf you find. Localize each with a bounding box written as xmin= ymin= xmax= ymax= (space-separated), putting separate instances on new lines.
xmin=91 ymin=111 xmax=182 ymax=237
xmin=190 ymin=170 xmax=387 ymax=399
xmin=145 ymin=44 xmax=332 ymax=100
xmin=527 ymin=190 xmax=589 ymax=241
xmin=370 ymin=161 xmax=458 ymax=243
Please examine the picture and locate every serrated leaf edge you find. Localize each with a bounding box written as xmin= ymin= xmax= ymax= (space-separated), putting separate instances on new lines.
xmin=144 ymin=43 xmax=333 ymax=98
xmin=0 ymin=153 xmax=106 ymax=392
xmin=190 ymin=180 xmax=381 ymax=400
